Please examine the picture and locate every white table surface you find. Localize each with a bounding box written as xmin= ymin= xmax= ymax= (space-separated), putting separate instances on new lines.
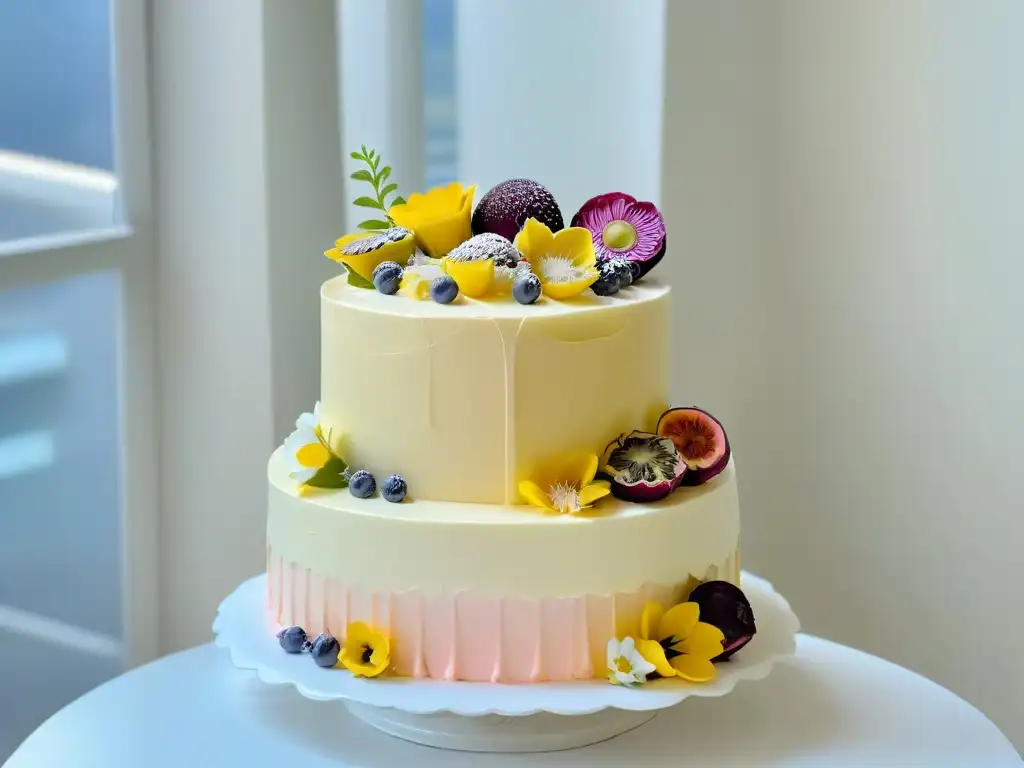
xmin=5 ymin=635 xmax=1020 ymax=767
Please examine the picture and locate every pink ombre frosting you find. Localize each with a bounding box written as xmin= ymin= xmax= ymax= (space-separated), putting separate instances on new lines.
xmin=267 ymin=547 xmax=740 ymax=682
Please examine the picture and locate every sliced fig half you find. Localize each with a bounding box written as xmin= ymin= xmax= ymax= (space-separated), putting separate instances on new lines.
xmin=687 ymin=580 xmax=756 ymax=661
xmin=602 ymin=431 xmax=686 ymax=503
xmin=656 ymin=407 xmax=730 ymax=486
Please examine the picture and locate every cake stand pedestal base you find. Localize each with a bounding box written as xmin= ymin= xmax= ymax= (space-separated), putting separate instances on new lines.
xmin=343 ymin=702 xmax=657 ymax=753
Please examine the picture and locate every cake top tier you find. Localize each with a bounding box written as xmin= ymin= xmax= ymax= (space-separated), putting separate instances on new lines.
xmin=277 ymin=146 xmax=733 ymax=513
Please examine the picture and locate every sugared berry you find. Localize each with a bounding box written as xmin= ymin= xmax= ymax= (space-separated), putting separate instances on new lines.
xmin=382 ymin=474 xmax=407 ymax=503
xmin=277 ymin=626 xmax=308 ymax=653
xmin=372 ymin=261 xmax=404 ymax=295
xmin=512 ymin=272 xmax=542 ymax=305
xmin=591 ymin=262 xmax=621 ymax=296
xmin=349 ymin=469 xmax=376 ymax=499
xmin=604 ymin=257 xmax=633 ymax=287
xmin=628 ymin=260 xmax=642 ymax=283
xmin=310 ymin=633 xmax=341 ymax=668
xmin=430 ymin=275 xmax=459 ymax=304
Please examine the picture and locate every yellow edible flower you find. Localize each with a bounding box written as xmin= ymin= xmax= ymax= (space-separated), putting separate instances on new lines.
xmin=513 ymin=217 xmax=599 ymax=299
xmin=324 ymin=229 xmax=416 ymax=281
xmin=637 ymin=601 xmax=725 ymax=682
xmin=518 ymin=453 xmax=611 ymax=515
xmin=389 ymin=182 xmax=476 ymax=257
xmin=341 ymin=621 xmax=391 ymax=678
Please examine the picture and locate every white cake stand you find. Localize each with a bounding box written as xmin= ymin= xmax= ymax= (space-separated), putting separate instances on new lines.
xmin=213 ymin=572 xmax=799 ymax=753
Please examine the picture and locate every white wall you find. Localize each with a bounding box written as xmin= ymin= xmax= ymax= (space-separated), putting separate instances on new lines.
xmin=663 ymin=0 xmax=1024 ymax=749
xmin=456 ymin=0 xmax=665 ymax=212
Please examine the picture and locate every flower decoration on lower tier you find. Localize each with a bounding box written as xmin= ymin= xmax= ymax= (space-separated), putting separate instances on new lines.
xmin=572 ymin=192 xmax=666 ymax=280
xmin=606 ymin=636 xmax=657 ymax=686
xmin=389 ymin=182 xmax=476 ymax=258
xmin=282 ymin=402 xmax=348 ymax=495
xmin=601 ymin=579 xmax=756 ymax=687
xmin=637 ymin=600 xmax=725 ymax=682
xmin=513 ymin=217 xmax=600 ymax=299
xmin=341 ymin=621 xmax=392 ymax=678
xmin=518 ymin=453 xmax=611 ymax=515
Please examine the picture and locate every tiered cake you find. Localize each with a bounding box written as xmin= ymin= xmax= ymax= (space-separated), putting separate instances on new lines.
xmin=266 ymin=158 xmax=753 ymax=686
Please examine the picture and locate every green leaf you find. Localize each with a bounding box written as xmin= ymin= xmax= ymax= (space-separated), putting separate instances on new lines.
xmin=391 ymin=195 xmax=407 ymax=207
xmin=370 ymin=154 xmax=380 ymax=170
xmin=378 ymin=166 xmax=392 ymax=184
xmin=358 ymin=219 xmax=392 ymax=230
xmin=350 ymin=169 xmax=373 ymax=183
xmin=350 ymin=151 xmax=365 ymax=161
xmin=343 ymin=263 xmax=376 ymax=289
xmin=354 ymin=196 xmax=383 ymax=209
xmin=380 ymin=183 xmax=398 ymax=199
xmin=304 ymin=456 xmax=349 ymax=489
xmin=361 ymin=144 xmax=368 ymax=156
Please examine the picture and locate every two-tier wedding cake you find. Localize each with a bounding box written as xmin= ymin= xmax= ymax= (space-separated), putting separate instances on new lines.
xmin=265 ymin=149 xmax=756 ymax=687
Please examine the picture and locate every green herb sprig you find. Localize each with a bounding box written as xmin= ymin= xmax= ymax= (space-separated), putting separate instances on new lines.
xmin=350 ymin=145 xmax=407 ymax=230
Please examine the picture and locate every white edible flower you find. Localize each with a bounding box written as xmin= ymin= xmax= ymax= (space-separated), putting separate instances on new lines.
xmin=606 ymin=636 xmax=655 ymax=686
xmin=283 ymin=401 xmax=330 ymax=484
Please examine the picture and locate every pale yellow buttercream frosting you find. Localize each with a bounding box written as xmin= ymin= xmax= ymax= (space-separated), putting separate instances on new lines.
xmin=319 ymin=277 xmax=671 ymax=504
xmin=267 ymin=447 xmax=740 ymax=598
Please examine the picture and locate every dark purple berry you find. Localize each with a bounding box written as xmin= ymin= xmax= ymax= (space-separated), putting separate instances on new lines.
xmin=512 ymin=272 xmax=542 ymax=305
xmin=382 ymin=474 xmax=407 ymax=503
xmin=349 ymin=469 xmax=376 ymax=499
xmin=604 ymin=257 xmax=633 ymax=287
xmin=277 ymin=625 xmax=308 ymax=653
xmin=591 ymin=262 xmax=621 ymax=296
xmin=430 ymin=275 xmax=459 ymax=304
xmin=310 ymin=633 xmax=340 ymax=667
xmin=372 ymin=261 xmax=403 ymax=295
xmin=688 ymin=581 xmax=756 ymax=661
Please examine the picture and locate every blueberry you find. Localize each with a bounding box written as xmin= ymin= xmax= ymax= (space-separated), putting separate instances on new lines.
xmin=591 ymin=262 xmax=621 ymax=296
xmin=277 ymin=626 xmax=308 ymax=654
xmin=372 ymin=261 xmax=403 ymax=295
xmin=382 ymin=474 xmax=407 ymax=503
xmin=430 ymin=275 xmax=459 ymax=304
xmin=349 ymin=469 xmax=376 ymax=499
xmin=310 ymin=633 xmax=340 ymax=668
xmin=512 ymin=272 xmax=542 ymax=305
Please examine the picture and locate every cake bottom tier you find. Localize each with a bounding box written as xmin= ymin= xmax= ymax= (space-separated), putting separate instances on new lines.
xmin=267 ymin=548 xmax=740 ymax=683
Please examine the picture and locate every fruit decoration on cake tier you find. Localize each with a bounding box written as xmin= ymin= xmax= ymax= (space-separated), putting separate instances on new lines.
xmin=324 ymin=146 xmax=667 ymax=306
xmin=266 ymin=146 xmax=761 ymax=688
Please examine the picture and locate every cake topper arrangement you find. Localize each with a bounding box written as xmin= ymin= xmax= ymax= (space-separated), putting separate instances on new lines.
xmin=325 ymin=146 xmax=667 ymax=305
